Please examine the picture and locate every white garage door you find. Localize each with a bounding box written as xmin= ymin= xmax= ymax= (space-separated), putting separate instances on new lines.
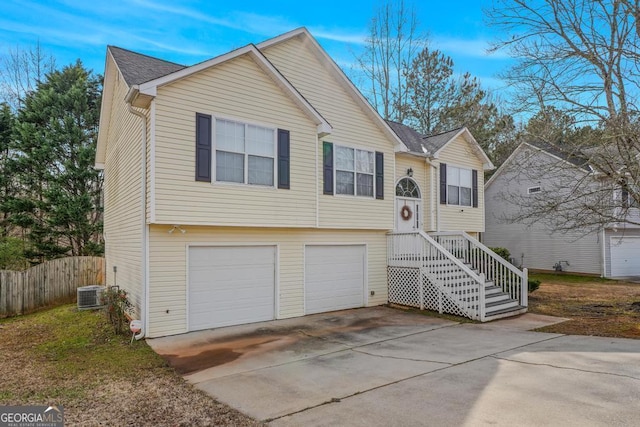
xmin=610 ymin=237 xmax=640 ymax=277
xmin=305 ymin=245 xmax=366 ymax=314
xmin=188 ymin=246 xmax=275 ymax=331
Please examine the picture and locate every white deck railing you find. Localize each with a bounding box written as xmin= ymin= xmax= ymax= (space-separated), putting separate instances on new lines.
xmin=430 ymin=231 xmax=528 ymax=308
xmin=387 ymin=231 xmax=486 ymax=320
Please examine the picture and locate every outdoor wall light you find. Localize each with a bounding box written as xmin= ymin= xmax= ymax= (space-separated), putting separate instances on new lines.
xmin=168 ymin=225 xmax=186 ymax=234
xmin=407 ymin=168 xmax=413 ymax=177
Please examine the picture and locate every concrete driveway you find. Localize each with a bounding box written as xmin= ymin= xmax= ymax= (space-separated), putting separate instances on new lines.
xmin=148 ymin=307 xmax=640 ymax=426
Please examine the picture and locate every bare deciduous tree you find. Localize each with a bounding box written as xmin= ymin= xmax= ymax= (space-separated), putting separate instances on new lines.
xmin=355 ymin=0 xmax=425 ymax=121
xmin=0 ymin=42 xmax=56 ymax=110
xmin=487 ymin=0 xmax=640 ymax=232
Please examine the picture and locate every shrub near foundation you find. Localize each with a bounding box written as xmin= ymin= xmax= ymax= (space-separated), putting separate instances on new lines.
xmin=102 ymin=287 xmax=132 ymax=335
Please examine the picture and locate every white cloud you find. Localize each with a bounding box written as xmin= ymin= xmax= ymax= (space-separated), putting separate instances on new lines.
xmin=310 ymin=28 xmax=367 ymax=45
xmin=432 ymin=36 xmax=511 ymax=59
xmin=130 ymin=0 xmax=245 ymax=30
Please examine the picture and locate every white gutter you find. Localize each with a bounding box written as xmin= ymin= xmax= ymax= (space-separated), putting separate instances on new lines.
xmin=128 ymin=104 xmax=148 ymax=340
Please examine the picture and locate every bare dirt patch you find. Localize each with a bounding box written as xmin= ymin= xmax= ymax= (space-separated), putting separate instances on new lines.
xmin=0 ymin=305 xmax=262 ymax=426
xmin=528 ymin=274 xmax=640 ymax=338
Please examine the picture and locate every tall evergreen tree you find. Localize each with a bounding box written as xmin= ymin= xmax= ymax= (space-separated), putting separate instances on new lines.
xmin=404 ymin=48 xmax=515 ymax=163
xmin=0 ymin=102 xmax=15 ymax=236
xmin=9 ymin=61 xmax=102 ymax=260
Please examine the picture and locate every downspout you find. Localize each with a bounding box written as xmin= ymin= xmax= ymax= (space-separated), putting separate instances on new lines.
xmin=601 ymin=228 xmax=606 ymax=278
xmin=128 ymin=104 xmax=147 ymax=340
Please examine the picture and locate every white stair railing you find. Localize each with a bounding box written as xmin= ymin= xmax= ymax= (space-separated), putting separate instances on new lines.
xmin=430 ymin=231 xmax=528 ymax=308
xmin=387 ymin=231 xmax=486 ymax=320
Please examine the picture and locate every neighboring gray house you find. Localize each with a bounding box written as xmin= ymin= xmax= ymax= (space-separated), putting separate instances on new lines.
xmin=484 ymin=141 xmax=640 ymax=278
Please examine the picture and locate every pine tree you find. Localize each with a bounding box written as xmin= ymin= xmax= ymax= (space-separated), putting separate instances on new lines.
xmin=0 ymin=102 xmax=15 ymax=236
xmin=9 ymin=61 xmax=103 ymax=260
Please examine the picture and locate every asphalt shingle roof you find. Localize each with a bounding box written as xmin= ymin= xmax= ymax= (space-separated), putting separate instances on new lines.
xmin=386 ymin=120 xmax=464 ymax=155
xmin=526 ymin=140 xmax=592 ymax=172
xmin=108 ymin=46 xmax=186 ymax=86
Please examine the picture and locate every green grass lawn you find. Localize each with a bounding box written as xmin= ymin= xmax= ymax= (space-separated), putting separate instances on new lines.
xmin=0 ymin=304 xmax=261 ymax=426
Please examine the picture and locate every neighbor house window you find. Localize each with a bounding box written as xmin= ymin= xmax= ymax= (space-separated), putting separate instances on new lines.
xmin=215 ymin=119 xmax=275 ymax=186
xmin=447 ymin=166 xmax=472 ymax=206
xmin=335 ymin=145 xmax=375 ymax=197
xmin=528 ymin=186 xmax=542 ymax=194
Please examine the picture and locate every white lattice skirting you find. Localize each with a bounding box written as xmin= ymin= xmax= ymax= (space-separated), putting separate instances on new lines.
xmin=388 ymin=266 xmax=473 ymax=318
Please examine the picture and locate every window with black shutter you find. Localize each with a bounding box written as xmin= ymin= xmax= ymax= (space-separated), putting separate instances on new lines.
xmin=277 ymin=129 xmax=290 ymax=189
xmin=195 ymin=113 xmax=212 ymax=182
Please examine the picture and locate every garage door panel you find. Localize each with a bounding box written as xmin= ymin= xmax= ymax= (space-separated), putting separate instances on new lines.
xmin=610 ymin=237 xmax=640 ymax=277
xmin=188 ymin=246 xmax=275 ymax=331
xmin=305 ymin=245 xmax=365 ymax=315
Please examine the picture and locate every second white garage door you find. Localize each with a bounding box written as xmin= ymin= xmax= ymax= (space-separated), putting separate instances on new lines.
xmin=610 ymin=237 xmax=640 ymax=277
xmin=305 ymin=245 xmax=366 ymax=314
xmin=188 ymin=246 xmax=276 ymax=331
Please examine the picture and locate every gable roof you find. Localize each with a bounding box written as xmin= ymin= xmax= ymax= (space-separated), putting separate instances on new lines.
xmin=385 ymin=120 xmax=430 ymax=154
xmin=108 ymin=46 xmax=185 ymax=86
xmin=386 ymin=120 xmax=494 ymax=170
xmin=101 ymin=42 xmax=333 ymax=141
xmin=257 ymin=28 xmax=407 ymax=152
xmin=485 ymin=141 xmax=592 ymax=189
xmin=527 ymin=140 xmax=591 ymax=171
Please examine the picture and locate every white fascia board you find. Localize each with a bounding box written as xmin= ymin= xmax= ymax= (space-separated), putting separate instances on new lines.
xmin=96 ymin=49 xmax=118 ymax=166
xmin=484 ymin=142 xmax=527 ymax=189
xmin=136 ymin=44 xmax=331 ymax=135
xmin=258 ymin=27 xmax=405 ymax=150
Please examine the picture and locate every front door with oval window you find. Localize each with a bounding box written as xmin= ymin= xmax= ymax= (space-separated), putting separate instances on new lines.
xmin=395 ymin=178 xmax=421 ymax=232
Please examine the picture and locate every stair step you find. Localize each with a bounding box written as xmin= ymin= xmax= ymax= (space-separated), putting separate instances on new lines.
xmin=484 ymin=285 xmax=501 ymax=295
xmin=486 ymin=293 xmax=510 ymax=303
xmin=485 ymin=299 xmax=519 ymax=312
xmin=484 ymin=305 xmax=527 ymax=319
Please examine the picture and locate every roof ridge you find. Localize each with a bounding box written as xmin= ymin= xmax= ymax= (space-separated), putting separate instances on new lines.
xmin=422 ymin=127 xmax=464 ymax=139
xmin=108 ymin=45 xmax=185 ymax=67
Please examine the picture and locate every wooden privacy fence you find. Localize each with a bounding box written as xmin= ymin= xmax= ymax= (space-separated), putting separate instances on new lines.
xmin=0 ymin=256 xmax=105 ymax=317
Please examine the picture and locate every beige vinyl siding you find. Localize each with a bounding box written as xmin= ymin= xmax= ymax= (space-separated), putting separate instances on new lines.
xmin=153 ymin=54 xmax=318 ymax=227
xmin=147 ymin=225 xmax=388 ymax=337
xmin=146 ymin=102 xmax=153 ymax=223
xmin=102 ymin=65 xmax=144 ymax=315
xmin=262 ymin=37 xmax=395 ymax=230
xmin=437 ymin=135 xmax=485 ymax=232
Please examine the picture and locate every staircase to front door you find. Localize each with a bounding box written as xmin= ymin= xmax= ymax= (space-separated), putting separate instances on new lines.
xmin=387 ymin=231 xmax=528 ymax=321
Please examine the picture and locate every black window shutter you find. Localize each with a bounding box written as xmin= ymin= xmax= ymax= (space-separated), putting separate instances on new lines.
xmin=472 ymin=169 xmax=478 ymax=208
xmin=323 ymin=142 xmax=333 ymax=195
xmin=195 ymin=113 xmax=212 ymax=182
xmin=439 ymin=163 xmax=447 ymax=204
xmin=375 ymin=151 xmax=384 ymax=199
xmin=277 ymin=129 xmax=290 ymax=189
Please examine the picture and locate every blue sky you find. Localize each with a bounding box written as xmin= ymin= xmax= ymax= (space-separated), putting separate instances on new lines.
xmin=0 ymin=0 xmax=512 ymax=92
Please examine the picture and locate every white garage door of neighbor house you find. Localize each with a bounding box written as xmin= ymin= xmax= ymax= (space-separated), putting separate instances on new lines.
xmin=610 ymin=237 xmax=640 ymax=277
xmin=305 ymin=245 xmax=366 ymax=315
xmin=188 ymin=246 xmax=276 ymax=331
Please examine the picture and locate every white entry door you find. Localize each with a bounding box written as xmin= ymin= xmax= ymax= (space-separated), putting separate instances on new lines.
xmin=396 ymin=198 xmax=420 ymax=232
xmin=395 ymin=177 xmax=422 ymax=232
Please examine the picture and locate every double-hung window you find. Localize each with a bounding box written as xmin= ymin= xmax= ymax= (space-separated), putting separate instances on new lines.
xmin=335 ymin=145 xmax=375 ymax=197
xmin=447 ymin=166 xmax=472 ymax=206
xmin=215 ymin=119 xmax=275 ymax=186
